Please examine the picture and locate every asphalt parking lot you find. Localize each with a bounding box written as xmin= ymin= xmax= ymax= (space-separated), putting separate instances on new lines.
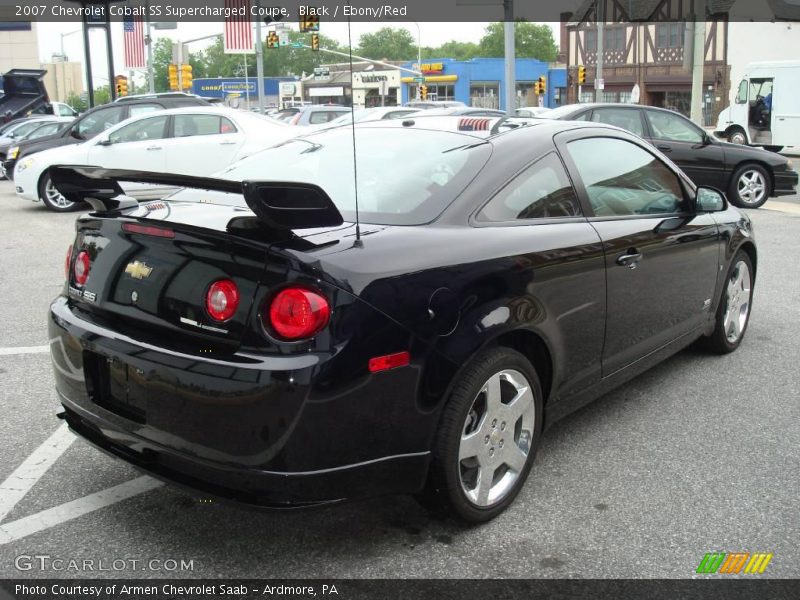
xmin=0 ymin=179 xmax=798 ymax=579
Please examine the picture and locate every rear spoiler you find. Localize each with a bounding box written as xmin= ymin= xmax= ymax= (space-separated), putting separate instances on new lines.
xmin=49 ymin=165 xmax=344 ymax=231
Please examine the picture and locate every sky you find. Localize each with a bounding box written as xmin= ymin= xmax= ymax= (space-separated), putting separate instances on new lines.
xmin=36 ymin=21 xmax=559 ymax=87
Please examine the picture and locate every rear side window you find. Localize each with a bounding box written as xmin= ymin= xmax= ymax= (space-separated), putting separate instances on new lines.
xmin=477 ymin=153 xmax=581 ymax=222
xmin=591 ymin=108 xmax=645 ymax=136
xmin=173 ymin=115 xmax=238 ymax=137
xmin=309 ymin=110 xmax=349 ymax=124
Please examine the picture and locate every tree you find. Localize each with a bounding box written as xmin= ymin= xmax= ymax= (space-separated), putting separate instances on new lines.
xmin=426 ymin=40 xmax=481 ymax=61
xmin=478 ymin=21 xmax=558 ymax=62
xmin=357 ymin=27 xmax=417 ymax=61
xmin=65 ymin=91 xmax=87 ymax=112
xmin=152 ymin=38 xmax=174 ymax=92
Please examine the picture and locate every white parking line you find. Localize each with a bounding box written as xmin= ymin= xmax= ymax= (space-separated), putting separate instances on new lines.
xmin=0 ymin=345 xmax=50 ymax=356
xmin=0 ymin=424 xmax=75 ymax=524
xmin=0 ymin=476 xmax=163 ymax=545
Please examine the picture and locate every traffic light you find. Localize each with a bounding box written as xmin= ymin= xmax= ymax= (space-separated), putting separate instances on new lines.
xmin=420 ymin=85 xmax=428 ymax=100
xmin=300 ymin=14 xmax=319 ymax=32
xmin=533 ymin=81 xmax=540 ymax=95
xmin=311 ymin=33 xmax=320 ymax=51
xmin=115 ymin=75 xmax=128 ymax=97
xmin=168 ymin=64 xmax=178 ymax=90
xmin=577 ymin=65 xmax=586 ymax=85
xmin=267 ymin=30 xmax=279 ymax=49
xmin=180 ymin=64 xmax=193 ymax=90
xmin=537 ymin=76 xmax=546 ymax=95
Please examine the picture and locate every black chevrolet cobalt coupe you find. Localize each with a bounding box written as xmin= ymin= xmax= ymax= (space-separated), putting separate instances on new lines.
xmin=49 ymin=119 xmax=756 ymax=522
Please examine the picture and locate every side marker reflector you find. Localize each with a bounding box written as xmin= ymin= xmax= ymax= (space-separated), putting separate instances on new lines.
xmin=368 ymin=351 xmax=411 ymax=373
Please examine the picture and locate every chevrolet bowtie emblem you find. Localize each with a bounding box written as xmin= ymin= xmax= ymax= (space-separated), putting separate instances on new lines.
xmin=125 ymin=261 xmax=153 ymax=280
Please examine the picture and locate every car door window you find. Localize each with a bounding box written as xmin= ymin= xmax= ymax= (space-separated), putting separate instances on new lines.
xmin=590 ymin=108 xmax=645 ymax=137
xmin=107 ymin=115 xmax=168 ymax=144
xmin=74 ymin=107 xmax=125 ymax=139
xmin=645 ymin=110 xmax=703 ymax=143
xmin=567 ymin=137 xmax=686 ymax=216
xmin=173 ymin=114 xmax=237 ymax=137
xmin=477 ymin=153 xmax=581 ymax=221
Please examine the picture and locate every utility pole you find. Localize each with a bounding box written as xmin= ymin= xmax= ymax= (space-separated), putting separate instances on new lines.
xmin=595 ymin=0 xmax=604 ymax=102
xmin=503 ymin=0 xmax=515 ymax=114
xmin=690 ymin=0 xmax=707 ymax=125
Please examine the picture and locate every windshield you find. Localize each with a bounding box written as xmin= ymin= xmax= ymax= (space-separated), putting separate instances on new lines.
xmin=6 ymin=120 xmax=47 ymax=137
xmin=327 ymin=110 xmax=367 ymax=127
xmin=171 ymin=127 xmax=491 ymax=226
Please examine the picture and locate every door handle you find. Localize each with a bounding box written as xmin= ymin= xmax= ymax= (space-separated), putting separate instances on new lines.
xmin=219 ymin=141 xmax=237 ymax=145
xmin=616 ymin=250 xmax=643 ymax=269
xmin=656 ymin=144 xmax=672 ymax=153
xmin=146 ymin=145 xmax=162 ymax=151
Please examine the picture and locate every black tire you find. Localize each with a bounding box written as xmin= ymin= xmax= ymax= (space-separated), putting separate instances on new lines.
xmin=699 ymin=250 xmax=754 ymax=354
xmin=727 ymin=127 xmax=747 ymax=145
xmin=419 ymin=347 xmax=543 ymax=523
xmin=39 ymin=172 xmax=78 ymax=212
xmin=728 ymin=163 xmax=771 ymax=209
xmin=763 ymin=145 xmax=783 ymax=153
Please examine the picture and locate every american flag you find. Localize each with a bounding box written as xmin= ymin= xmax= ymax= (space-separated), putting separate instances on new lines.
xmin=224 ymin=0 xmax=253 ymax=54
xmin=123 ymin=13 xmax=145 ymax=69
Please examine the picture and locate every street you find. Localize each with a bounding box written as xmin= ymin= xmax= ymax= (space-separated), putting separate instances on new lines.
xmin=0 ymin=179 xmax=798 ymax=579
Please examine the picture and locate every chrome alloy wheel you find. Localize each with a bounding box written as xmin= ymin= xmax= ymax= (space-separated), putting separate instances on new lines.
xmin=736 ymin=169 xmax=767 ymax=206
xmin=458 ymin=369 xmax=535 ymax=507
xmin=46 ymin=179 xmax=74 ymax=209
xmin=724 ymin=260 xmax=752 ymax=344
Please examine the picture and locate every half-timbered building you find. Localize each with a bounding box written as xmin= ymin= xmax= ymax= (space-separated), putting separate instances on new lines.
xmin=563 ymin=0 xmax=731 ymax=122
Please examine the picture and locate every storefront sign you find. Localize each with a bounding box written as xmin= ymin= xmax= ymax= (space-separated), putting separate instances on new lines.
xmin=280 ymin=82 xmax=297 ymax=96
xmin=361 ymin=74 xmax=388 ymax=83
xmin=413 ymin=62 xmax=445 ymax=75
xmin=309 ymin=86 xmax=344 ymax=97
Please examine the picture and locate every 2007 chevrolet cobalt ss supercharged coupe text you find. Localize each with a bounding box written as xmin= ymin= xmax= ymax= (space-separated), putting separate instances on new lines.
xmin=48 ymin=120 xmax=756 ymax=522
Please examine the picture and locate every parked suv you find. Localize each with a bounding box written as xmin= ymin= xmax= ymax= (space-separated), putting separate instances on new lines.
xmin=4 ymin=95 xmax=209 ymax=180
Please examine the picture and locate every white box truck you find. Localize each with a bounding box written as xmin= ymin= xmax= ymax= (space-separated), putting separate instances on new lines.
xmin=715 ymin=60 xmax=800 ymax=153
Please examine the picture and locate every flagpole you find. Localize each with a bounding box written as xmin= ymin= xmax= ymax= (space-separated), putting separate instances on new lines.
xmin=145 ymin=0 xmax=154 ymax=93
xmin=255 ymin=0 xmax=264 ymax=114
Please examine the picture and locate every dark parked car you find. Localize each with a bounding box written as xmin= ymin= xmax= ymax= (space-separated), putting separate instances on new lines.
xmin=537 ymin=103 xmax=797 ymax=208
xmin=3 ymin=95 xmax=209 ymax=180
xmin=49 ymin=120 xmax=756 ymax=522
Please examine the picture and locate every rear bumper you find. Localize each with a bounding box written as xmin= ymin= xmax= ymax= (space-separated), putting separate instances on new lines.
xmin=49 ymin=296 xmax=433 ymax=507
xmin=59 ymin=399 xmax=429 ymax=508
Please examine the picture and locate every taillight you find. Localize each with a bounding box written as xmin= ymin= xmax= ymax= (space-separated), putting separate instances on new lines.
xmin=267 ymin=287 xmax=330 ymax=340
xmin=73 ymin=251 xmax=90 ymax=286
xmin=122 ymin=223 xmax=175 ymax=238
xmin=64 ymin=244 xmax=72 ymax=279
xmin=206 ymin=279 xmax=240 ymax=322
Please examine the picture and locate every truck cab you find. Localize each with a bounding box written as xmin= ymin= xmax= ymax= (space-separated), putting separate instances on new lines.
xmin=715 ymin=61 xmax=800 ymax=153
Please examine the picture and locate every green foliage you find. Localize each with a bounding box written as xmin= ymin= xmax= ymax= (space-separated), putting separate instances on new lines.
xmin=478 ymin=22 xmax=558 ymax=62
xmin=356 ymin=27 xmax=417 ymax=61
xmin=65 ymin=91 xmax=87 ymax=112
xmin=92 ymin=86 xmax=111 ymax=106
xmin=424 ymin=40 xmax=482 ymax=61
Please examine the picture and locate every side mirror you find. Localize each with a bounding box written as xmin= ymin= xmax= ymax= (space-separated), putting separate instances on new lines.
xmin=696 ymin=187 xmax=727 ymax=212
xmin=70 ymin=129 xmax=84 ymax=140
xmin=96 ymin=138 xmax=112 ymax=146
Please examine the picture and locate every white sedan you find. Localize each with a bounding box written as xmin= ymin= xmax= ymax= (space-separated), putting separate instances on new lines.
xmin=14 ymin=106 xmax=299 ymax=211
